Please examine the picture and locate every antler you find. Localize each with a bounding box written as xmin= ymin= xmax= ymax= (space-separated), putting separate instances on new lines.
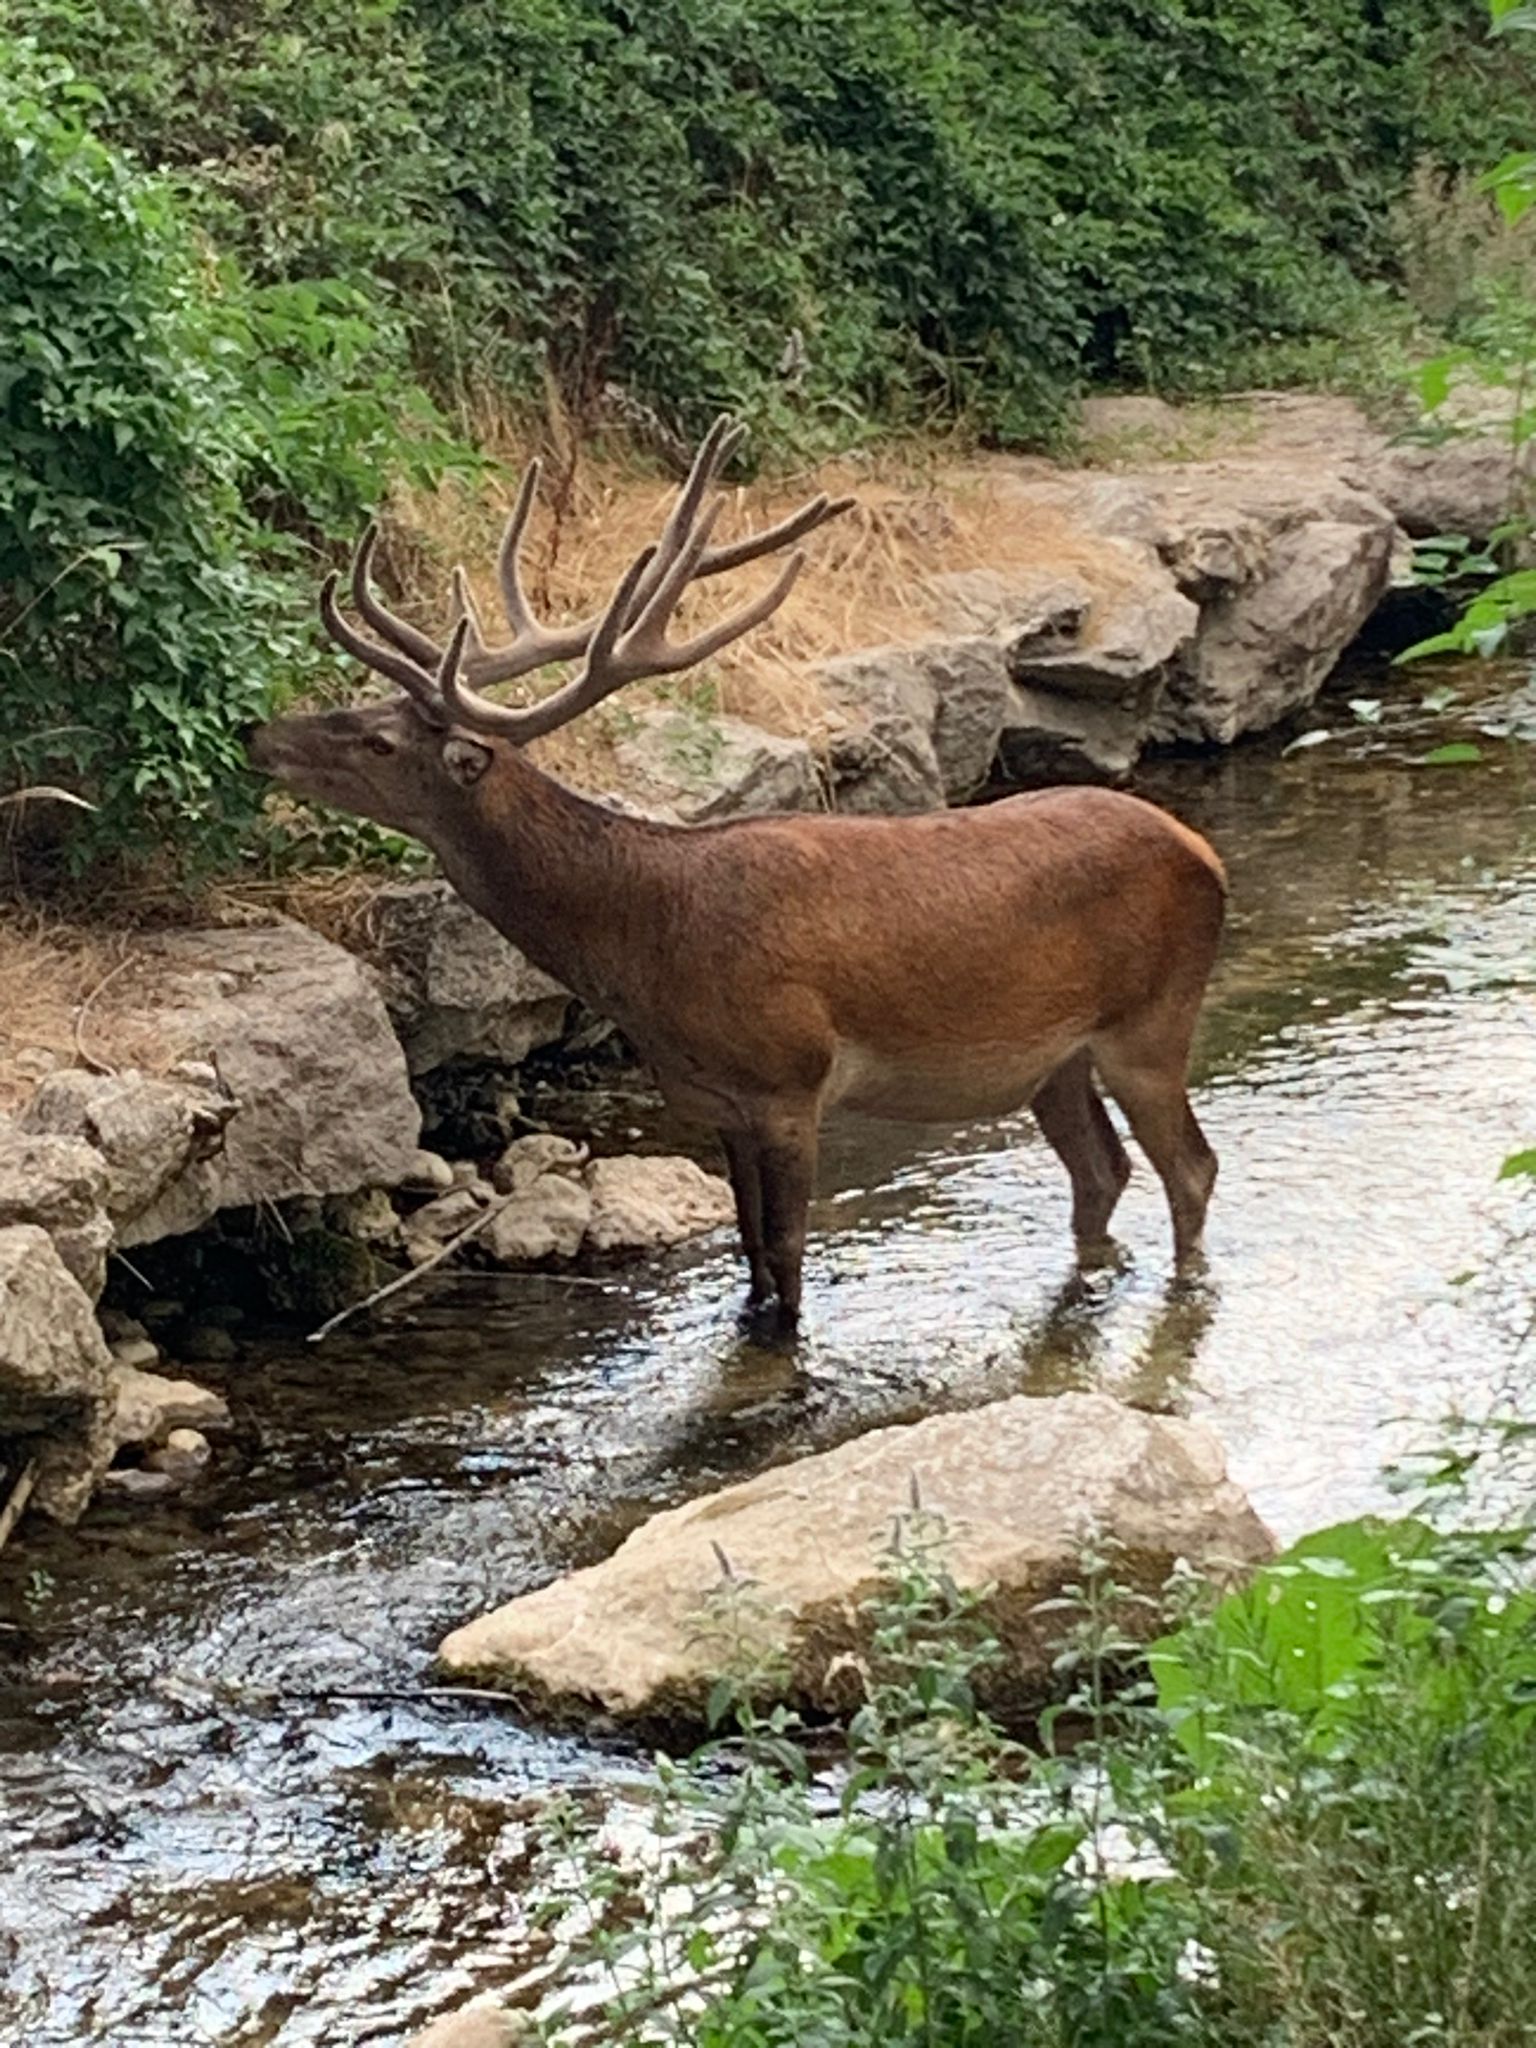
xmin=320 ymin=416 xmax=854 ymax=744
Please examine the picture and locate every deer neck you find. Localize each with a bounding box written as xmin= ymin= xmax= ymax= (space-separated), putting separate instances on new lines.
xmin=424 ymin=747 xmax=674 ymax=1010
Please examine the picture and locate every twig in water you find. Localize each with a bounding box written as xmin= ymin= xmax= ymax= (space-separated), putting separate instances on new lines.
xmin=0 ymin=1459 xmax=38 ymax=1556
xmin=307 ymin=1190 xmax=519 ymax=1343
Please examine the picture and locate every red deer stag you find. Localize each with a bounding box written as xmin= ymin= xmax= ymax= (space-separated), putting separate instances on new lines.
xmin=249 ymin=418 xmax=1225 ymax=1329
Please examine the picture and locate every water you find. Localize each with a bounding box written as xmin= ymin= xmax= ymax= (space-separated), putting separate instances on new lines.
xmin=2 ymin=663 xmax=1533 ymax=2044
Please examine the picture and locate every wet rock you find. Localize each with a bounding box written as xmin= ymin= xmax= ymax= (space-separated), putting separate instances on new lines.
xmin=0 ymin=1130 xmax=113 ymax=1300
xmin=0 ymin=1224 xmax=115 ymax=1523
xmin=110 ymin=1363 xmax=231 ymax=1446
xmin=440 ymin=1393 xmax=1273 ymax=1725
xmin=483 ymin=1176 xmax=593 ymax=1264
xmin=366 ymin=881 xmax=572 ymax=1077
xmin=818 ymin=648 xmax=946 ymax=814
xmin=116 ymin=926 xmax=421 ymax=1243
xmin=402 ymin=1186 xmax=489 ymax=1263
xmin=99 ymin=1465 xmax=180 ymax=1503
xmin=611 ymin=706 xmax=823 ymax=821
xmin=490 ymin=1134 xmax=588 ymax=1196
xmin=178 ymin=1325 xmax=238 ymax=1365
xmin=581 ymin=1155 xmax=735 ymax=1254
xmin=145 ymin=1427 xmax=212 ymax=1483
xmin=98 ymin=1309 xmax=149 ymax=1346
xmin=19 ymin=1066 xmax=236 ymax=1237
xmin=407 ymin=2000 xmax=527 ymax=2047
xmin=324 ymin=1186 xmax=404 ymax=1249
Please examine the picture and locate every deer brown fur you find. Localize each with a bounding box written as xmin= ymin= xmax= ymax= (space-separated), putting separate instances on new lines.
xmin=249 ymin=419 xmax=1225 ymax=1329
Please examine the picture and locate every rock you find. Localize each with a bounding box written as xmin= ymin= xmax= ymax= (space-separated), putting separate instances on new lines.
xmin=611 ymin=706 xmax=823 ymax=822
xmin=919 ymin=637 xmax=1012 ymax=802
xmin=817 ymin=648 xmax=946 ymax=814
xmin=19 ymin=1067 xmax=236 ymax=1236
xmin=407 ymin=2001 xmax=527 ymax=2047
xmin=992 ymin=682 xmax=1151 ymax=788
xmin=110 ymin=1363 xmax=231 ymax=1446
xmin=366 ymin=881 xmax=572 ymax=1076
xmin=178 ymin=1325 xmax=238 ymax=1365
xmin=402 ymin=1186 xmax=488 ymax=1263
xmin=1353 ymin=436 xmax=1536 ymax=543
xmin=117 ymin=927 xmax=422 ymax=1242
xmin=1160 ymin=516 xmax=1395 ymax=744
xmin=145 ymin=1427 xmax=212 ymax=1483
xmin=0 ymin=1130 xmax=113 ymax=1300
xmin=98 ymin=1310 xmax=149 ymax=1346
xmin=401 ymin=1148 xmax=456 ymax=1194
xmin=438 ymin=1392 xmax=1273 ymax=1725
xmin=490 ymin=1134 xmax=588 ymax=1196
xmin=581 ymin=1155 xmax=735 ymax=1255
xmin=483 ymin=1175 xmax=593 ymax=1264
xmin=324 ymin=1186 xmax=404 ymax=1249
xmin=927 ymin=567 xmax=1093 ymax=645
xmin=1004 ymin=543 xmax=1199 ymax=704
xmin=0 ymin=1224 xmax=115 ymax=1523
xmin=109 ymin=1337 xmax=161 ymax=1371
xmin=99 ymin=1465 xmax=180 ymax=1503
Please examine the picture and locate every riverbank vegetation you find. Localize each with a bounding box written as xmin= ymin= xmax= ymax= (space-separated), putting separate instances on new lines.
xmin=3 ymin=0 xmax=1535 ymax=864
xmin=527 ymin=1424 xmax=1536 ymax=2047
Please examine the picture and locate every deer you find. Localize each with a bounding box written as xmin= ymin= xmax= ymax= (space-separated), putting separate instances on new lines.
xmin=248 ymin=417 xmax=1226 ymax=1332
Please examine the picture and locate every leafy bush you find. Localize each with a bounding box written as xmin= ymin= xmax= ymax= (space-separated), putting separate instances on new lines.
xmin=0 ymin=35 xmax=467 ymax=866
xmin=526 ymin=1441 xmax=1536 ymax=2048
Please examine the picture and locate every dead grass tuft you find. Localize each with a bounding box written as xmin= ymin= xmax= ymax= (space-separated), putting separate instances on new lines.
xmin=0 ymin=914 xmax=179 ymax=1112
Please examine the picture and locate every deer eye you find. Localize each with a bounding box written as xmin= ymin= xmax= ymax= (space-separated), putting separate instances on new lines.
xmin=367 ymin=734 xmax=395 ymax=757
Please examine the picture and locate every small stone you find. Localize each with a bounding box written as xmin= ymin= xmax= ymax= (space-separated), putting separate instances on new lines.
xmin=407 ymin=2000 xmax=528 ymax=2046
xmin=582 ymin=1155 xmax=735 ymax=1253
xmin=406 ymin=1187 xmax=489 ymax=1245
xmin=178 ymin=1325 xmax=238 ymax=1364
xmin=449 ymin=1160 xmax=485 ymax=1190
xmin=100 ymin=1466 xmax=180 ymax=1502
xmin=109 ymin=1337 xmax=161 ymax=1371
xmin=111 ymin=1363 xmax=231 ymax=1445
xmin=97 ymin=1310 xmax=149 ymax=1346
xmin=324 ymin=1186 xmax=404 ymax=1247
xmin=490 ymin=1133 xmax=588 ymax=1196
xmin=483 ymin=1175 xmax=593 ymax=1264
xmin=140 ymin=1298 xmax=186 ymax=1333
xmin=145 ymin=1427 xmax=212 ymax=1483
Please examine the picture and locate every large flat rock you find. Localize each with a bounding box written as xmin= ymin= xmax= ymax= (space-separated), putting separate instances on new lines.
xmin=438 ymin=1392 xmax=1273 ymax=1726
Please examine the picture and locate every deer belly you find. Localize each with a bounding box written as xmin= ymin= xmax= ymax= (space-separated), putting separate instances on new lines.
xmin=823 ymin=1038 xmax=1073 ymax=1124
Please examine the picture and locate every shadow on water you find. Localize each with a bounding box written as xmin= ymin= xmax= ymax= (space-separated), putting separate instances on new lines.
xmin=1 ymin=660 xmax=1533 ymax=2043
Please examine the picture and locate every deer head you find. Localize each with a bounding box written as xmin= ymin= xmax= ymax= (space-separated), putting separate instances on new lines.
xmin=248 ymin=418 xmax=852 ymax=844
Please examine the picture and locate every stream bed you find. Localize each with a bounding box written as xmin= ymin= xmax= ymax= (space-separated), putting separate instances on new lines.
xmin=1 ymin=663 xmax=1533 ymax=2046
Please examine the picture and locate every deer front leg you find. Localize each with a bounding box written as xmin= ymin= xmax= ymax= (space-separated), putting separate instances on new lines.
xmin=719 ymin=1127 xmax=772 ymax=1306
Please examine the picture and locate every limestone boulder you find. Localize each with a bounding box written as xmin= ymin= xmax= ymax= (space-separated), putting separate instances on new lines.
xmin=438 ymin=1392 xmax=1273 ymax=1725
xmin=490 ymin=1134 xmax=588 ymax=1196
xmin=0 ymin=1129 xmax=113 ymax=1299
xmin=366 ymin=881 xmax=572 ymax=1076
xmin=1353 ymin=436 xmax=1536 ymax=543
xmin=0 ymin=1224 xmax=115 ymax=1523
xmin=817 ymin=648 xmax=946 ymax=814
xmin=920 ymin=637 xmax=1013 ymax=802
xmin=19 ymin=1066 xmax=236 ymax=1236
xmin=611 ymin=707 xmax=822 ymax=821
xmin=110 ymin=1362 xmax=231 ymax=1448
xmin=116 ymin=926 xmax=422 ymax=1242
xmin=1160 ymin=515 xmax=1396 ymax=744
xmin=582 ymin=1155 xmax=735 ymax=1254
xmin=992 ymin=682 xmax=1151 ymax=787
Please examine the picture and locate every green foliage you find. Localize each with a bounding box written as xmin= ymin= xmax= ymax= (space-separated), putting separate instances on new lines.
xmin=530 ymin=1448 xmax=1536 ymax=2048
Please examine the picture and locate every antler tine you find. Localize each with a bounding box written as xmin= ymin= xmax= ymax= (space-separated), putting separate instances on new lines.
xmin=696 ymin=493 xmax=858 ymax=578
xmin=449 ymin=566 xmax=492 ymax=662
xmin=319 ymin=573 xmax=446 ymax=719
xmin=350 ymin=526 xmax=444 ymax=670
xmin=495 ymin=458 xmax=544 ymax=640
xmin=661 ymin=549 xmax=806 ymax=673
xmin=440 ymin=545 xmax=660 ymax=743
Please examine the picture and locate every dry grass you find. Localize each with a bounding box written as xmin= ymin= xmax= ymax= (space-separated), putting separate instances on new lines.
xmin=0 ymin=914 xmax=179 ymax=1113
xmin=380 ymin=428 xmax=1072 ymax=789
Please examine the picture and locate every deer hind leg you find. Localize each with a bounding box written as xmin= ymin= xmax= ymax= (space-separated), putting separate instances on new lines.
xmin=719 ymin=1128 xmax=772 ymax=1306
xmin=1090 ymin=1006 xmax=1217 ymax=1265
xmin=1031 ymin=1048 xmax=1132 ymax=1249
xmin=754 ymin=1110 xmax=819 ymax=1329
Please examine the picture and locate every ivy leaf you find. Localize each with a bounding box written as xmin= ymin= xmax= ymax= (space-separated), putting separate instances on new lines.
xmin=1418 ymin=742 xmax=1483 ymax=765
xmin=1498 ymin=1150 xmax=1536 ymax=1181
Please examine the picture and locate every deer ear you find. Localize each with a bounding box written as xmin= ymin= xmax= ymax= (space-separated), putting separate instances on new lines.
xmin=441 ymin=735 xmax=493 ymax=786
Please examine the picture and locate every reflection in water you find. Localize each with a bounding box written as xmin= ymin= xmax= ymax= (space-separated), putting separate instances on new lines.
xmin=0 ymin=661 xmax=1533 ymax=2044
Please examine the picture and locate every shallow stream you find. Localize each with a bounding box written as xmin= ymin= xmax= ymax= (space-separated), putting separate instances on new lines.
xmin=1 ymin=663 xmax=1533 ymax=2045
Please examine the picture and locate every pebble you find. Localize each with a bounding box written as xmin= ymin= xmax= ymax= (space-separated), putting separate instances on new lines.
xmin=145 ymin=1428 xmax=212 ymax=1484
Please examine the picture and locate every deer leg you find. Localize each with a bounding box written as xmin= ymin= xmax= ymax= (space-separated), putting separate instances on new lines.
xmin=719 ymin=1128 xmax=772 ymax=1306
xmin=756 ymin=1116 xmax=819 ymax=1328
xmin=1091 ymin=1024 xmax=1217 ymax=1264
xmin=1031 ymin=1049 xmax=1132 ymax=1249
